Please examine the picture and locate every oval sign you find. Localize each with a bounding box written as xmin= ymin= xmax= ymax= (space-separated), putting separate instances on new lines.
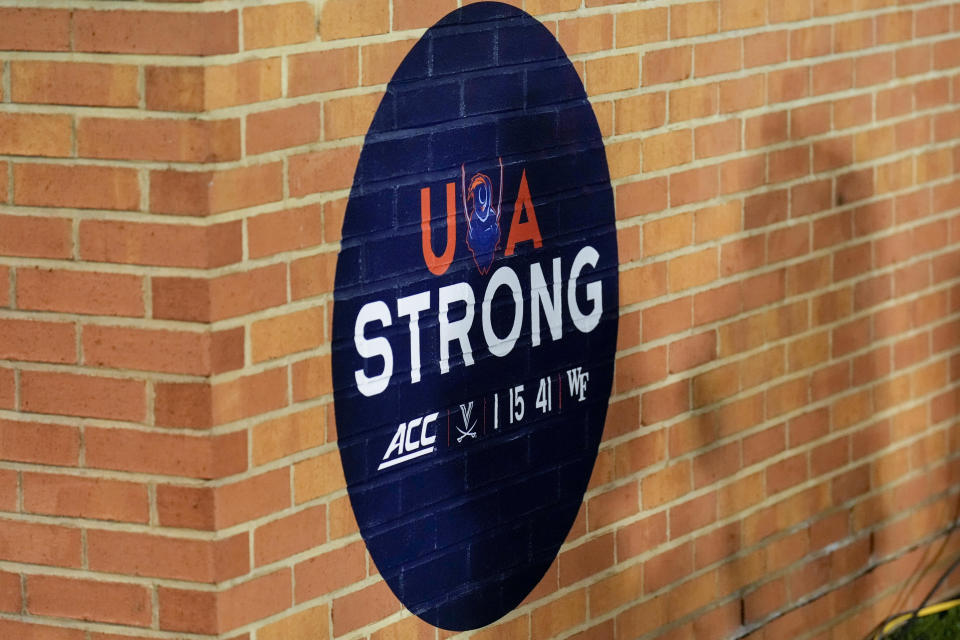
xmin=331 ymin=2 xmax=619 ymax=630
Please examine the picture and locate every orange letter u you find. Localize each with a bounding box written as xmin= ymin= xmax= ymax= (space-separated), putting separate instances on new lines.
xmin=420 ymin=183 xmax=457 ymax=276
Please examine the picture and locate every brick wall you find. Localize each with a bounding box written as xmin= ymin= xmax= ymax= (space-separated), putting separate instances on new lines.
xmin=1 ymin=1 xmax=960 ymax=639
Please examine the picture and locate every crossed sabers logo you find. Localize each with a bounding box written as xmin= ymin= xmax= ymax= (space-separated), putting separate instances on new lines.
xmin=457 ymin=401 xmax=478 ymax=443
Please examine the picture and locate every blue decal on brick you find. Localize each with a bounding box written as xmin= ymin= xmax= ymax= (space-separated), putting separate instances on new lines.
xmin=332 ymin=2 xmax=618 ymax=630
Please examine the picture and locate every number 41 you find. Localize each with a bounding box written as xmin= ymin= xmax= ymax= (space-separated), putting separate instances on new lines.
xmin=536 ymin=376 xmax=552 ymax=414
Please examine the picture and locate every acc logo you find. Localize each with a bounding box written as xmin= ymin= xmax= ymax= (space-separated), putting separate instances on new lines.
xmin=332 ymin=2 xmax=619 ymax=631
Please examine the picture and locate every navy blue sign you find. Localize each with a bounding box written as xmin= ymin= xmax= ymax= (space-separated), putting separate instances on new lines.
xmin=331 ymin=3 xmax=618 ymax=630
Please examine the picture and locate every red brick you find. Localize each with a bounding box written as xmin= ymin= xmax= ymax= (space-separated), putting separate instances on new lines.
xmin=79 ymin=117 xmax=240 ymax=163
xmin=670 ymin=331 xmax=716 ymax=372
xmin=768 ymin=224 xmax=809 ymax=264
xmin=210 ymin=367 xmax=288 ymax=426
xmin=320 ymin=0 xmax=390 ymax=40
xmin=291 ymin=253 xmax=337 ymax=301
xmin=243 ymin=2 xmax=315 ymax=50
xmin=671 ymin=1 xmax=719 ymax=38
xmin=215 ymin=469 xmax=290 ymax=529
xmin=670 ymin=492 xmax=717 ymax=537
xmin=0 ymin=318 xmax=75 ymax=364
xmin=588 ymin=482 xmax=639 ymax=530
xmin=74 ymin=9 xmax=239 ymax=55
xmin=21 ymin=371 xmax=145 ymax=422
xmin=332 ymin=580 xmax=402 ymax=636
xmin=151 ymin=382 xmax=212 ymax=430
xmin=80 ymin=220 xmax=242 ymax=269
xmin=613 ymin=431 xmax=666 ymax=478
xmin=768 ymin=67 xmax=809 ymax=103
xmin=157 ymin=485 xmax=215 ymax=531
xmin=0 ymin=471 xmax=15 ymax=513
xmin=791 ymin=103 xmax=830 ymax=140
xmin=0 ymin=621 xmax=84 ymax=640
xmin=745 ymin=189 xmax=788 ymax=229
xmin=744 ymin=578 xmax=786 ymax=622
xmin=695 ymin=119 xmax=741 ymax=159
xmin=789 ymin=25 xmax=830 ymax=61
xmin=0 ymin=369 xmax=12 ymax=411
xmin=768 ymin=145 xmax=810 ymax=183
xmin=642 ymin=381 xmax=690 ymax=424
xmin=719 ymin=156 xmax=765 ymax=196
xmin=255 ymin=506 xmax=326 ymax=567
xmin=670 ymin=166 xmax=718 ymax=207
xmin=616 ymin=178 xmax=668 ymax=220
xmin=12 ymin=61 xmax=138 ymax=107
xmin=292 ymin=47 xmax=359 ymax=95
xmin=14 ymin=163 xmax=140 ymax=211
xmin=28 ymin=575 xmax=151 ymax=627
xmin=746 ymin=111 xmax=788 ymax=148
xmin=897 ymin=44 xmax=931 ymax=78
xmin=152 ymin=264 xmax=286 ymax=322
xmin=294 ymin=541 xmax=366 ymax=603
xmin=0 ymin=8 xmax=71 ymax=51
xmin=617 ymin=513 xmax=667 ymax=561
xmin=86 ymin=428 xmax=247 ymax=480
xmin=741 ymin=347 xmax=785 ymax=391
xmin=669 ymin=84 xmax=718 ymax=122
xmin=17 ymin=268 xmax=143 ymax=317
xmin=766 ymin=377 xmax=808 ymax=418
xmin=249 ymin=205 xmax=323 ymax=258
xmin=89 ymin=530 xmax=248 ymax=583
xmin=692 ymin=362 xmax=740 ymax=409
xmin=0 ymin=419 xmax=79 ymax=466
xmin=695 ymin=38 xmax=741 ymax=77
xmin=585 ymin=53 xmax=639 ymax=95
xmin=289 ymin=146 xmax=361 ymax=198
xmin=559 ymin=14 xmax=614 ymax=55
xmin=24 ymin=473 xmax=148 ymax=523
xmin=616 ymin=8 xmax=669 ymax=47
xmin=793 ymin=180 xmax=833 ymax=218
xmin=644 ymin=297 xmax=692 ymax=341
xmin=620 ymin=263 xmax=667 ymax=307
xmin=84 ymin=326 xmax=241 ymax=376
xmin=0 ymin=569 xmax=19 ymax=612
xmin=744 ymin=270 xmax=786 ymax=311
xmin=247 ymin=102 xmax=322 ymax=155
xmin=720 ymin=75 xmax=765 ymax=113
xmin=0 ymin=215 xmax=69 ymax=259
xmin=146 ymin=59 xmax=282 ymax=111
xmin=360 ymin=39 xmax=417 ymax=87
xmin=158 ymin=587 xmax=217 ymax=634
xmin=744 ymin=31 xmax=787 ymax=67
xmin=876 ymin=11 xmax=913 ymax=44
xmin=615 ymin=348 xmax=667 ymax=394
xmin=151 ymin=164 xmax=283 ymax=216
xmin=390 ymin=0 xmax=454 ymax=30
xmin=0 ymin=113 xmax=72 ymax=157
xmin=813 ymin=58 xmax=854 ymax=95
xmin=834 ymin=18 xmax=874 ymax=53
xmin=0 ymin=519 xmax=82 ymax=567
xmin=644 ymin=47 xmax=692 ymax=85
xmin=325 ymin=91 xmax=384 ymax=141
xmin=292 ymin=355 xmax=334 ymax=403
xmin=856 ymin=52 xmax=894 ymax=88
xmin=532 ymin=590 xmax=587 ymax=638
xmin=918 ymin=6 xmax=951 ymax=37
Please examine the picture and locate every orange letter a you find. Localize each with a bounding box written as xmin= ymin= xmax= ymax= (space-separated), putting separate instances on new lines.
xmin=505 ymin=169 xmax=543 ymax=256
xmin=420 ymin=183 xmax=457 ymax=275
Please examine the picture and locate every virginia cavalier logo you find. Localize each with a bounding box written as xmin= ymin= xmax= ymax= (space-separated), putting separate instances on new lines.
xmin=462 ymin=159 xmax=502 ymax=274
xmin=331 ymin=2 xmax=618 ymax=631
